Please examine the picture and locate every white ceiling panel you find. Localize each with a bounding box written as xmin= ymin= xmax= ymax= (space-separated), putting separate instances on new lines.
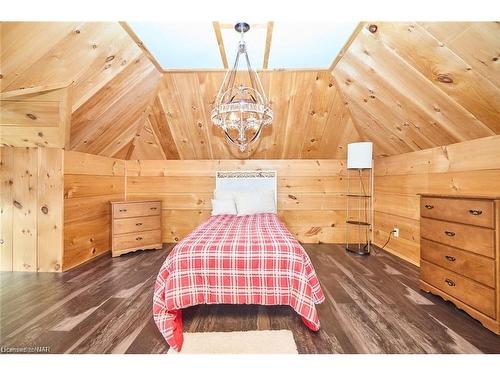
xmin=128 ymin=22 xmax=223 ymax=69
xmin=268 ymin=22 xmax=358 ymax=69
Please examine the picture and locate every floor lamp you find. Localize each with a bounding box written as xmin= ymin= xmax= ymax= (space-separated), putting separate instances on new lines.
xmin=345 ymin=142 xmax=373 ymax=256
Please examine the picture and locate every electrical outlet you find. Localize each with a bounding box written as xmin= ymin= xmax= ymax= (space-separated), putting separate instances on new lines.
xmin=393 ymin=227 xmax=399 ymax=238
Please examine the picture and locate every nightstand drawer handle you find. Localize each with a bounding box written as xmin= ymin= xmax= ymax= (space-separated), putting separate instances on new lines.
xmin=445 ymin=255 xmax=456 ymax=262
xmin=445 ymin=278 xmax=455 ymax=287
xmin=468 ymin=209 xmax=482 ymax=216
xmin=119 ymin=209 xmax=127 ymax=212
xmin=136 ymin=236 xmax=143 ymax=241
xmin=150 ymin=207 xmax=158 ymax=210
xmin=424 ymin=204 xmax=434 ymax=209
xmin=444 ymin=231 xmax=455 ymax=237
xmin=136 ymin=222 xmax=143 ymax=226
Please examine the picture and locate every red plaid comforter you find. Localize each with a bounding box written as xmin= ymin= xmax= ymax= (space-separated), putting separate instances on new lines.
xmin=153 ymin=213 xmax=325 ymax=351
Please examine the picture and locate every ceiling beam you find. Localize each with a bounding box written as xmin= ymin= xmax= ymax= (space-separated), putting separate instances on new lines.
xmin=212 ymin=22 xmax=229 ymax=69
xmin=262 ymin=22 xmax=274 ymax=69
xmin=328 ymin=22 xmax=365 ymax=72
xmin=119 ymin=21 xmax=164 ymax=73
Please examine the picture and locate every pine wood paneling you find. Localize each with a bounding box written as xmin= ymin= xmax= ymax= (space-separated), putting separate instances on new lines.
xmin=125 ymin=159 xmax=356 ymax=244
xmin=334 ymin=22 xmax=499 ymax=157
xmin=63 ymin=151 xmax=126 ymax=271
xmin=375 ymin=22 xmax=500 ymax=134
xmin=37 ymin=148 xmax=64 ymax=272
xmin=0 ymin=147 xmax=64 ymax=272
xmin=147 ymin=71 xmax=360 ymax=160
xmin=373 ymin=136 xmax=500 ymax=265
xmin=0 ymin=85 xmax=72 ymax=148
xmin=0 ymin=148 xmax=14 ymax=271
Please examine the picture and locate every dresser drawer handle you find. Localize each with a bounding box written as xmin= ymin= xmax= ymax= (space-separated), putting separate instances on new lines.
xmin=136 ymin=223 xmax=143 ymax=226
xmin=136 ymin=236 xmax=143 ymax=241
xmin=445 ymin=255 xmax=456 ymax=262
xmin=445 ymin=278 xmax=455 ymax=287
xmin=444 ymin=231 xmax=455 ymax=237
xmin=150 ymin=207 xmax=158 ymax=211
xmin=468 ymin=209 xmax=482 ymax=216
xmin=424 ymin=204 xmax=434 ymax=209
xmin=119 ymin=209 xmax=127 ymax=212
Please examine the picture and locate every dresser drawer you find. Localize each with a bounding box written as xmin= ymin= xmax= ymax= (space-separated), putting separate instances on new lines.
xmin=112 ymin=201 xmax=161 ymax=219
xmin=420 ymin=197 xmax=494 ymax=228
xmin=421 ymin=260 xmax=496 ymax=319
xmin=421 ymin=239 xmax=495 ymax=288
xmin=421 ymin=217 xmax=495 ymax=258
xmin=113 ymin=229 xmax=161 ymax=251
xmin=113 ymin=215 xmax=161 ymax=235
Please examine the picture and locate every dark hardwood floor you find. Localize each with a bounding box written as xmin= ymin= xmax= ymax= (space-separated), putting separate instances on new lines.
xmin=1 ymin=244 xmax=499 ymax=354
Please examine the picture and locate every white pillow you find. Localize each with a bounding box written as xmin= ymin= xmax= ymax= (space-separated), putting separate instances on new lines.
xmin=214 ymin=190 xmax=235 ymax=200
xmin=211 ymin=199 xmax=237 ymax=216
xmin=234 ymin=190 xmax=276 ymax=216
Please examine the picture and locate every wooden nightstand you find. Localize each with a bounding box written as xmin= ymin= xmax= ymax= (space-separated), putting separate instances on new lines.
xmin=110 ymin=200 xmax=163 ymax=257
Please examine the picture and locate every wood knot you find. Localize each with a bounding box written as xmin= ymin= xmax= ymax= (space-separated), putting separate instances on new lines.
xmin=13 ymin=200 xmax=23 ymax=209
xmin=174 ymin=237 xmax=179 ymax=242
xmin=74 ymin=29 xmax=81 ymax=34
xmin=38 ymin=132 xmax=44 ymax=137
xmin=437 ymin=74 xmax=453 ymax=84
xmin=26 ymin=113 xmax=37 ymax=120
xmin=368 ymin=24 xmax=378 ymax=33
xmin=288 ymin=194 xmax=297 ymax=200
xmin=493 ymin=56 xmax=498 ymax=62
xmin=105 ymin=55 xmax=115 ymax=62
xmin=41 ymin=205 xmax=49 ymax=215
xmin=0 ymin=74 xmax=3 ymax=79
xmin=328 ymin=83 xmax=333 ymax=87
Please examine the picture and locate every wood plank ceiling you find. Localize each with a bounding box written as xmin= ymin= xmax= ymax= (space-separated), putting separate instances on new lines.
xmin=334 ymin=22 xmax=500 ymax=157
xmin=1 ymin=22 xmax=499 ymax=160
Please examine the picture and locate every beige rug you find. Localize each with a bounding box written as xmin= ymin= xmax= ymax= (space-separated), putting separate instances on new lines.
xmin=167 ymin=329 xmax=298 ymax=354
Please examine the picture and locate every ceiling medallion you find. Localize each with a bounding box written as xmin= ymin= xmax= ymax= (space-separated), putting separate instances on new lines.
xmin=211 ymin=22 xmax=273 ymax=152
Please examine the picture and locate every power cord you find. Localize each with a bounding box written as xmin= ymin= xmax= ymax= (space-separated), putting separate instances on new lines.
xmin=380 ymin=229 xmax=396 ymax=250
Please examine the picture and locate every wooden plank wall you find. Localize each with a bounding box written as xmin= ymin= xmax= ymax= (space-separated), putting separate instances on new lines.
xmin=126 ymin=159 xmax=363 ymax=243
xmin=373 ymin=135 xmax=500 ymax=265
xmin=0 ymin=147 xmax=64 ymax=272
xmin=63 ymin=151 xmax=125 ymax=270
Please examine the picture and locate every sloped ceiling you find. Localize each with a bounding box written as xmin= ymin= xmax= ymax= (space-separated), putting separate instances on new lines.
xmin=1 ymin=22 xmax=499 ymax=160
xmin=333 ymin=22 xmax=500 ymax=157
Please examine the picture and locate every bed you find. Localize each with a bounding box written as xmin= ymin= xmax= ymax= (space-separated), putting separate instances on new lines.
xmin=152 ymin=171 xmax=325 ymax=351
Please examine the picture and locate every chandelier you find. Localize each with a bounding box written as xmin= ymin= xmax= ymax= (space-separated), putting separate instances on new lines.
xmin=211 ymin=22 xmax=273 ymax=152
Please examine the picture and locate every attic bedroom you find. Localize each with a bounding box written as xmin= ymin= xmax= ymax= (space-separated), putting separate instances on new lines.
xmin=1 ymin=0 xmax=500 ymax=365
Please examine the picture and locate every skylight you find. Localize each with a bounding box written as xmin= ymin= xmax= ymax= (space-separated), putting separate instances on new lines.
xmin=127 ymin=21 xmax=359 ymax=70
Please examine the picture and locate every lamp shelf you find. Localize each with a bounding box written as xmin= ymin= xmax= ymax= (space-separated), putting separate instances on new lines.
xmin=346 ymin=220 xmax=371 ymax=226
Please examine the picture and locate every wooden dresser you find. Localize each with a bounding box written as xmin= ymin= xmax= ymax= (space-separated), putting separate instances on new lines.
xmin=110 ymin=200 xmax=162 ymax=257
xmin=419 ymin=194 xmax=500 ymax=334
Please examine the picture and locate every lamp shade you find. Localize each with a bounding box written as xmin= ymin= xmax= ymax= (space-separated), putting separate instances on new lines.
xmin=347 ymin=142 xmax=373 ymax=169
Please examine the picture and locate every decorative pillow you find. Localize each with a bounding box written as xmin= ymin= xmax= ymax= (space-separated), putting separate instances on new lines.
xmin=234 ymin=190 xmax=276 ymax=216
xmin=211 ymin=199 xmax=237 ymax=216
